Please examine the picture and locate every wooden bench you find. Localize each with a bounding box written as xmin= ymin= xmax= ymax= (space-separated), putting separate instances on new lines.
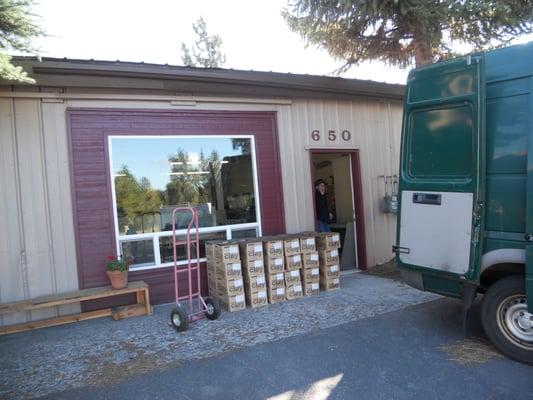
xmin=0 ymin=281 xmax=153 ymax=335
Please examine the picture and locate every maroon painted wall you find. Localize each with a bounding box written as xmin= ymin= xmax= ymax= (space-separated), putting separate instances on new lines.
xmin=67 ymin=109 xmax=285 ymax=305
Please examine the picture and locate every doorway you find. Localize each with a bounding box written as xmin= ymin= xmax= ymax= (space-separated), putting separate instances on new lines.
xmin=310 ymin=150 xmax=367 ymax=270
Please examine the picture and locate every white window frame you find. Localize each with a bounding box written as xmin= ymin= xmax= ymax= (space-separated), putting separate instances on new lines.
xmin=108 ymin=135 xmax=262 ymax=271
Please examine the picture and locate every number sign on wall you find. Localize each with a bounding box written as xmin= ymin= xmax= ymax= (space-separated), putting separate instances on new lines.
xmin=311 ymin=130 xmax=352 ymax=142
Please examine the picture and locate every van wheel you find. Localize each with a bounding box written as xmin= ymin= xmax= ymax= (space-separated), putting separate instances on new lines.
xmin=481 ymin=275 xmax=533 ymax=365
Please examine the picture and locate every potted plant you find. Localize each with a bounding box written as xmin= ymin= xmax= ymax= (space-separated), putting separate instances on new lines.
xmin=106 ymin=255 xmax=131 ymax=289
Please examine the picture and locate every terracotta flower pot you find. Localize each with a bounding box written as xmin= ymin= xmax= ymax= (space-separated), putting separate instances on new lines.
xmin=107 ymin=270 xmax=128 ymax=289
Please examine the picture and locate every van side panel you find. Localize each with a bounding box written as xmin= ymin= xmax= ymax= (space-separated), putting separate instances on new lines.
xmin=483 ymin=46 xmax=531 ymax=257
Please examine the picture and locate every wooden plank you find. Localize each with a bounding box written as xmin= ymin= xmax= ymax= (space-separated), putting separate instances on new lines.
xmin=112 ymin=304 xmax=150 ymax=321
xmin=143 ymin=288 xmax=153 ymax=315
xmin=136 ymin=290 xmax=144 ymax=305
xmin=0 ymin=281 xmax=149 ymax=314
xmin=0 ymin=308 xmax=113 ymax=336
xmin=0 ymin=282 xmax=153 ymax=335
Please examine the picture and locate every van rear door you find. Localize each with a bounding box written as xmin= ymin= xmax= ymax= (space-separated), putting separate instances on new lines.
xmin=397 ymin=54 xmax=485 ymax=282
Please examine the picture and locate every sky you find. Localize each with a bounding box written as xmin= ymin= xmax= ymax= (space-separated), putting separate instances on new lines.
xmin=31 ymin=0 xmax=533 ymax=85
xmin=111 ymin=137 xmax=245 ymax=190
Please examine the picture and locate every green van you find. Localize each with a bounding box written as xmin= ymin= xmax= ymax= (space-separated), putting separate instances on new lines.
xmin=395 ymin=42 xmax=533 ymax=365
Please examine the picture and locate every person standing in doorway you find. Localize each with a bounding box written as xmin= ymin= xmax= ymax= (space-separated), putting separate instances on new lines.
xmin=315 ymin=179 xmax=333 ymax=232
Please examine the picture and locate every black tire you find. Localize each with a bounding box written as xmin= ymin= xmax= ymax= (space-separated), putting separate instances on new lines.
xmin=481 ymin=275 xmax=533 ymax=365
xmin=170 ymin=306 xmax=189 ymax=332
xmin=204 ymin=296 xmax=221 ymax=320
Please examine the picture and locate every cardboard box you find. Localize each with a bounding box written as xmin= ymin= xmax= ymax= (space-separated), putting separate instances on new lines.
xmin=303 ymin=280 xmax=320 ymax=296
xmin=285 ymin=254 xmax=302 ymax=270
xmin=263 ymin=238 xmax=284 ymax=258
xmin=284 ymin=269 xmax=301 ymax=285
xmin=241 ymin=258 xmax=265 ymax=276
xmin=268 ymin=286 xmax=286 ymax=303
xmin=213 ymin=242 xmax=240 ymax=262
xmin=215 ymin=260 xmax=242 ymax=279
xmin=220 ymin=293 xmax=246 ymax=312
xmin=239 ymin=240 xmax=264 ymax=261
xmin=301 ymin=267 xmax=320 ymax=282
xmin=264 ymin=256 xmax=284 ymax=273
xmin=205 ymin=240 xmax=224 ymax=262
xmin=302 ymin=252 xmax=319 ymax=269
xmin=216 ymin=276 xmax=244 ymax=297
xmin=283 ymin=237 xmax=301 ymax=256
xmin=299 ymin=233 xmax=316 ymax=254
xmin=267 ymin=272 xmax=286 ymax=290
xmin=319 ymin=249 xmax=340 ymax=266
xmin=320 ymin=264 xmax=340 ymax=279
xmin=286 ymin=283 xmax=303 ymax=300
xmin=316 ymin=232 xmax=341 ymax=251
xmin=244 ymin=273 xmax=267 ymax=291
xmin=208 ymin=281 xmax=217 ymax=297
xmin=246 ymin=289 xmax=268 ymax=308
xmin=320 ymin=276 xmax=340 ymax=291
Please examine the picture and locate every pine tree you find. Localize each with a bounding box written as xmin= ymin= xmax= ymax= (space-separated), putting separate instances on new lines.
xmin=180 ymin=17 xmax=226 ymax=68
xmin=0 ymin=0 xmax=43 ymax=82
xmin=283 ymin=0 xmax=533 ymax=68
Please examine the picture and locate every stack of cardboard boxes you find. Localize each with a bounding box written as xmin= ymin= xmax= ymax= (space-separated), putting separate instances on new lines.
xmin=239 ymin=239 xmax=268 ymax=308
xmin=317 ymin=232 xmax=341 ymax=291
xmin=206 ymin=231 xmax=343 ymax=312
xmin=300 ymin=232 xmax=320 ymax=296
xmin=263 ymin=237 xmax=286 ymax=303
xmin=283 ymin=235 xmax=303 ymax=300
xmin=206 ymin=241 xmax=246 ymax=311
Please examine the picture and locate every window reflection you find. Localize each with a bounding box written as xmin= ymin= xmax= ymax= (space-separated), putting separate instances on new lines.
xmin=120 ymin=239 xmax=155 ymax=268
xmin=111 ymin=137 xmax=257 ymax=235
xmin=409 ymin=106 xmax=472 ymax=178
xmin=159 ymin=231 xmax=227 ymax=264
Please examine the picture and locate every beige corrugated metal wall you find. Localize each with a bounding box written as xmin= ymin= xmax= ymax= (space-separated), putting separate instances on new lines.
xmin=0 ymin=92 xmax=401 ymax=325
xmin=275 ymin=98 xmax=402 ymax=267
xmin=0 ymin=98 xmax=79 ymax=326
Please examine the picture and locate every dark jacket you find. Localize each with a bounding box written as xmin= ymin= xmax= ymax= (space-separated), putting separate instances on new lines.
xmin=315 ymin=191 xmax=329 ymax=223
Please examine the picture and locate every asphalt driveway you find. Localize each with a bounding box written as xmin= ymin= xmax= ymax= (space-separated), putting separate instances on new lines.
xmin=1 ymin=272 xmax=532 ymax=399
xmin=42 ymin=297 xmax=533 ymax=400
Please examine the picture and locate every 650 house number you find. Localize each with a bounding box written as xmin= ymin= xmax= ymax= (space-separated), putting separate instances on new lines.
xmin=311 ymin=129 xmax=352 ymax=142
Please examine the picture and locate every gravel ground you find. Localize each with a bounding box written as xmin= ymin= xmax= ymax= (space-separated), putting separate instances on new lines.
xmin=0 ymin=273 xmax=438 ymax=400
xmin=361 ymin=259 xmax=402 ymax=281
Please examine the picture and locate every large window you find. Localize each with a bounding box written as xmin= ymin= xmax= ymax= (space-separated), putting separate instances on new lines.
xmin=109 ymin=135 xmax=261 ymax=270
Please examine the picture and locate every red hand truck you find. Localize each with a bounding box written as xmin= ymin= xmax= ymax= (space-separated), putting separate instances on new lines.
xmin=170 ymin=207 xmax=221 ymax=332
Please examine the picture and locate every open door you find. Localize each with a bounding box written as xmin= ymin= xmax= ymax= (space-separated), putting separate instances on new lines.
xmin=396 ymin=54 xmax=485 ymax=281
xmin=310 ymin=150 xmax=367 ymax=270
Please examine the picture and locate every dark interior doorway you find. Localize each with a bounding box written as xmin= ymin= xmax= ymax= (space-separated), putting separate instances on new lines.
xmin=310 ymin=150 xmax=367 ymax=270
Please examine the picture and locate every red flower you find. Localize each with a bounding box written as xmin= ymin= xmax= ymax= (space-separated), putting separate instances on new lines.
xmin=107 ymin=255 xmax=115 ymax=261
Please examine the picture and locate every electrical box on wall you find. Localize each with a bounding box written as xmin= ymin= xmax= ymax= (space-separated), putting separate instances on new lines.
xmin=380 ymin=175 xmax=398 ymax=214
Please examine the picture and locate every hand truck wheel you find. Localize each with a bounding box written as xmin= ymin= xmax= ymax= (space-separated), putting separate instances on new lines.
xmin=170 ymin=306 xmax=189 ymax=332
xmin=204 ymin=296 xmax=221 ymax=320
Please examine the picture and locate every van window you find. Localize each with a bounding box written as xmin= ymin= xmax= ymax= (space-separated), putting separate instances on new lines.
xmin=408 ymin=105 xmax=473 ymax=178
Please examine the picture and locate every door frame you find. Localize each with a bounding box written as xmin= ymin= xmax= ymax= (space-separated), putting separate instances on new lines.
xmin=309 ymin=149 xmax=368 ymax=269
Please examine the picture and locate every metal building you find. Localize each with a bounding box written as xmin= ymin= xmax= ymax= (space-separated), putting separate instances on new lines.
xmin=0 ymin=58 xmax=403 ymax=325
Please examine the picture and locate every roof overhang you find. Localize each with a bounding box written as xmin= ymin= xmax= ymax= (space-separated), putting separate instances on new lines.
xmin=1 ymin=57 xmax=405 ymax=101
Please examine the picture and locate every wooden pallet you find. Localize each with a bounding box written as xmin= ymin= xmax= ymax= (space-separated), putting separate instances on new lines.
xmin=0 ymin=281 xmax=153 ymax=335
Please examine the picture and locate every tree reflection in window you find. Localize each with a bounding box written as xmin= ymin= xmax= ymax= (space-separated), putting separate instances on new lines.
xmin=112 ymin=137 xmax=257 ymax=236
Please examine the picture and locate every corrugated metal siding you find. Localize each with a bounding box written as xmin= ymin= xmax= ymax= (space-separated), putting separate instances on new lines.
xmin=0 ymin=99 xmax=79 ymax=326
xmin=274 ymin=98 xmax=402 ymax=266
xmin=0 ymin=93 xmax=402 ymax=325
